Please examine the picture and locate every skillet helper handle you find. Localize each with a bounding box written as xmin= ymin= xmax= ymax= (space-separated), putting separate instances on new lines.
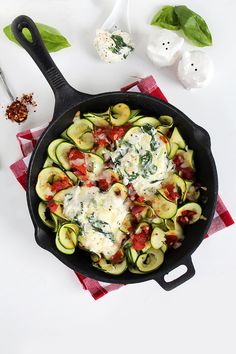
xmin=154 ymin=256 xmax=195 ymax=291
xmin=11 ymin=15 xmax=90 ymax=118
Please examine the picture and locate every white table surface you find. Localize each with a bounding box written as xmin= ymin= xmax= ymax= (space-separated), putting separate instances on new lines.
xmin=1 ymin=1 xmax=236 ymax=353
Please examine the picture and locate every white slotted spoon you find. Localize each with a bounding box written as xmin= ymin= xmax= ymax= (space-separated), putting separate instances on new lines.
xmin=101 ymin=0 xmax=131 ymax=33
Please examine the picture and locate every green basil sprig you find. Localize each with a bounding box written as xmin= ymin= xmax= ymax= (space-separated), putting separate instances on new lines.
xmin=3 ymin=23 xmax=71 ymax=52
xmin=151 ymin=5 xmax=181 ymax=30
xmin=151 ymin=5 xmax=212 ymax=47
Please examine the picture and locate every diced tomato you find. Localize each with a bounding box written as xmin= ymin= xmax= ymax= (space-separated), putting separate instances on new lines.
xmin=73 ymin=163 xmax=87 ymax=175
xmin=131 ymin=226 xmax=150 ymax=251
xmin=173 ymin=154 xmax=195 ymax=181
xmin=165 ymin=183 xmax=180 ymax=202
xmin=51 ymin=176 xmax=71 ymax=193
xmin=173 ymin=154 xmax=184 ymax=168
xmin=73 ymin=170 xmax=88 ymax=181
xmin=85 ymin=181 xmax=96 ymax=187
xmin=110 ymin=250 xmax=124 ymax=264
xmin=177 ymin=210 xmax=197 ymax=225
xmin=68 ymin=147 xmax=84 ymax=160
xmin=130 ymin=205 xmax=146 ymax=218
xmin=135 ymin=195 xmax=145 ymax=203
xmin=166 ymin=234 xmax=178 ymax=248
xmin=111 ymin=175 xmax=118 ymax=184
xmin=180 ymin=167 xmax=195 ymax=181
xmin=98 ymin=179 xmax=109 ymax=191
xmin=106 ymin=126 xmax=127 ymax=141
xmin=140 ymin=224 xmax=150 ymax=235
xmin=93 ymin=128 xmax=110 ymax=147
xmin=45 ymin=195 xmax=53 ymax=201
xmin=47 ymin=199 xmax=59 ymax=212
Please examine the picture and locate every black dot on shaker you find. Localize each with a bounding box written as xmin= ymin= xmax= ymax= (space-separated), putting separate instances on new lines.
xmin=166 ymin=48 xmax=168 ymax=50
xmin=195 ymin=68 xmax=198 ymax=71
xmin=191 ymin=63 xmax=194 ymax=66
xmin=162 ymin=43 xmax=165 ymax=45
xmin=167 ymin=41 xmax=170 ymax=44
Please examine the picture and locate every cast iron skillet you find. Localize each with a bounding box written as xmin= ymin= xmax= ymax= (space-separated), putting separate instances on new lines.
xmin=12 ymin=15 xmax=218 ymax=291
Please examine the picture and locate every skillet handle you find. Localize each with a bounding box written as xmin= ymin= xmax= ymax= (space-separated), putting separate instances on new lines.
xmin=11 ymin=15 xmax=91 ymax=119
xmin=153 ymin=256 xmax=195 ymax=291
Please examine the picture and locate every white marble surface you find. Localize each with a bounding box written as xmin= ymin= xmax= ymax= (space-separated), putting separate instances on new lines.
xmin=0 ymin=1 xmax=236 ymax=353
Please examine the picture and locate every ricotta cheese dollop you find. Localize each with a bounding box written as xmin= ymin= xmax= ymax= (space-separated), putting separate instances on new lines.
xmin=63 ymin=186 xmax=128 ymax=258
xmin=94 ymin=29 xmax=134 ymax=63
xmin=111 ymin=126 xmax=174 ymax=197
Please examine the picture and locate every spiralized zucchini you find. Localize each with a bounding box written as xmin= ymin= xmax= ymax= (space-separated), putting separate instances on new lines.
xmin=36 ymin=103 xmax=205 ymax=275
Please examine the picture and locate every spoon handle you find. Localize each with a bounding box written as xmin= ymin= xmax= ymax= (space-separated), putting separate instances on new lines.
xmin=0 ymin=67 xmax=15 ymax=101
xmin=101 ymin=0 xmax=130 ymax=33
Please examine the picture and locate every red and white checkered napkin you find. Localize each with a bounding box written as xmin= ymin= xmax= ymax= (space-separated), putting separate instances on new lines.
xmin=10 ymin=76 xmax=234 ymax=300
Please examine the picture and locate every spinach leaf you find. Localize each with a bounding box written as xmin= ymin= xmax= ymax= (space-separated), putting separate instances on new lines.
xmin=150 ymin=137 xmax=159 ymax=151
xmin=88 ymin=215 xmax=114 ymax=241
xmin=140 ymin=151 xmax=152 ymax=167
xmin=141 ymin=125 xmax=158 ymax=151
xmin=3 ymin=23 xmax=71 ymax=52
xmin=174 ymin=6 xmax=212 ymax=47
xmin=151 ymin=5 xmax=181 ymax=30
xmin=110 ymin=34 xmax=134 ymax=55
xmin=141 ymin=124 xmax=154 ymax=135
xmin=125 ymin=171 xmax=139 ymax=182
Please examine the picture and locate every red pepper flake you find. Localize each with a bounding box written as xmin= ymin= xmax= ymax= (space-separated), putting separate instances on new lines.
xmin=5 ymin=93 xmax=37 ymax=123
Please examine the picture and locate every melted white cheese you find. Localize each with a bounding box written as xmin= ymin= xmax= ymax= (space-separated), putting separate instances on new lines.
xmin=94 ymin=29 xmax=134 ymax=63
xmin=111 ymin=127 xmax=173 ymax=196
xmin=63 ymin=186 xmax=128 ymax=258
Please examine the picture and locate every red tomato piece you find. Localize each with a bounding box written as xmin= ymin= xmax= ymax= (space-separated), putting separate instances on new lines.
xmin=110 ymin=250 xmax=124 ymax=264
xmin=131 ymin=233 xmax=146 ymax=251
xmin=165 ymin=183 xmax=180 ymax=202
xmin=131 ymin=225 xmax=150 ymax=251
xmin=93 ymin=128 xmax=110 ymax=147
xmin=173 ymin=154 xmax=195 ymax=181
xmin=135 ymin=195 xmax=145 ymax=203
xmin=106 ymin=126 xmax=126 ymax=141
xmin=177 ymin=210 xmax=197 ymax=225
xmin=180 ymin=167 xmax=195 ymax=181
xmin=74 ymin=164 xmax=87 ymax=175
xmin=51 ymin=177 xmax=71 ymax=193
xmin=85 ymin=181 xmax=96 ymax=187
xmin=173 ymin=154 xmax=184 ymax=167
xmin=131 ymin=205 xmax=146 ymax=218
xmin=166 ymin=234 xmax=178 ymax=248
xmin=73 ymin=170 xmax=87 ymax=181
xmin=98 ymin=179 xmax=109 ymax=191
xmin=68 ymin=147 xmax=84 ymax=160
xmin=47 ymin=199 xmax=59 ymax=212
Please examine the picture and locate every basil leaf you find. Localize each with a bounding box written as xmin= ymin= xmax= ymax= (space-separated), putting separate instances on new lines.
xmin=151 ymin=5 xmax=181 ymax=30
xmin=3 ymin=23 xmax=71 ymax=52
xmin=174 ymin=6 xmax=212 ymax=47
